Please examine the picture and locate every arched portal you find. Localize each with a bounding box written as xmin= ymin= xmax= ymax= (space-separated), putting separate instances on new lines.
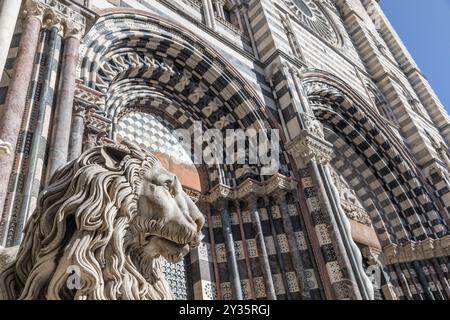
xmin=76 ymin=10 xmax=304 ymax=300
xmin=303 ymin=71 xmax=449 ymax=246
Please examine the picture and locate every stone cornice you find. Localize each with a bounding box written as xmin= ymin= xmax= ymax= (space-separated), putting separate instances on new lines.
xmin=286 ymin=130 xmax=334 ymax=166
xmin=74 ymin=81 xmax=105 ymax=109
xmin=202 ymin=174 xmax=298 ymax=203
xmin=381 ymin=236 xmax=450 ymax=265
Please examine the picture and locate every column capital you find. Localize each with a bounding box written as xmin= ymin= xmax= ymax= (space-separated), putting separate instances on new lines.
xmin=23 ymin=0 xmax=44 ymax=21
xmin=73 ymin=101 xmax=88 ymax=119
xmin=62 ymin=19 xmax=84 ymax=40
xmin=264 ymin=174 xmax=296 ymax=195
xmin=23 ymin=0 xmax=86 ymax=37
xmin=286 ymin=130 xmax=334 ymax=167
xmin=207 ymin=183 xmax=233 ymax=203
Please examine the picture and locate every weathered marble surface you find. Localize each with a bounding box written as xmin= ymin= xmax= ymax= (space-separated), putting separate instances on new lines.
xmin=0 ymin=141 xmax=204 ymax=300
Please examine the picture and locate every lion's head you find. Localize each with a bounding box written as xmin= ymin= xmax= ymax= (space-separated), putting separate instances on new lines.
xmin=0 ymin=141 xmax=204 ymax=300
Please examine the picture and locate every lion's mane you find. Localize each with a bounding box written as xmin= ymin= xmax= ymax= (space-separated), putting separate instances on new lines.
xmin=0 ymin=142 xmax=173 ymax=300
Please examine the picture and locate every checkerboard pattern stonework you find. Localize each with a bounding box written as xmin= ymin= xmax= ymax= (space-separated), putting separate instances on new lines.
xmin=0 ymin=0 xmax=449 ymax=300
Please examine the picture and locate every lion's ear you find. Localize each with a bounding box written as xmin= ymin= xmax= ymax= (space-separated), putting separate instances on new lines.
xmin=101 ymin=145 xmax=131 ymax=169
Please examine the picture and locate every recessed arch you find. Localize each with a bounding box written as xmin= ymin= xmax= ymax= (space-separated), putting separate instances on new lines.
xmin=78 ymin=10 xmax=291 ymax=188
xmin=303 ymin=70 xmax=449 ymax=241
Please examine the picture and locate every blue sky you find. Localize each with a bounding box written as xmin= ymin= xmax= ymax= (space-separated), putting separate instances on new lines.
xmin=380 ymin=0 xmax=450 ymax=113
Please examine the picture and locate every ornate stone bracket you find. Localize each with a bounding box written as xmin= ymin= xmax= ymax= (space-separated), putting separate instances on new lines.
xmin=300 ymin=112 xmax=325 ymax=139
xmin=382 ymin=236 xmax=450 ymax=265
xmin=341 ymin=200 xmax=372 ymax=226
xmin=75 ymin=81 xmax=105 ymax=111
xmin=361 ymin=246 xmax=382 ymax=266
xmin=286 ymin=130 xmax=334 ymax=167
xmin=202 ymin=174 xmax=298 ymax=203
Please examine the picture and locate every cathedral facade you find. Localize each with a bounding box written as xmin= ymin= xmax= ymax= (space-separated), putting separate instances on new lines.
xmin=0 ymin=0 xmax=450 ymax=300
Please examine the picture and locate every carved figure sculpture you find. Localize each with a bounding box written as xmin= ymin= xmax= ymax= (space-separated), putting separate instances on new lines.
xmin=0 ymin=141 xmax=204 ymax=299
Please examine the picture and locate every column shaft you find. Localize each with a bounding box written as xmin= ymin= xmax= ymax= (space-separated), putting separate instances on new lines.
xmin=0 ymin=14 xmax=41 ymax=217
xmin=247 ymin=195 xmax=277 ymax=300
xmin=0 ymin=0 xmax=22 ymax=75
xmin=322 ymin=164 xmax=374 ymax=300
xmin=265 ymin=198 xmax=292 ymax=299
xmin=234 ymin=200 xmax=256 ymax=299
xmin=310 ymin=160 xmax=362 ymax=300
xmin=218 ymin=200 xmax=243 ymax=300
xmin=275 ymin=191 xmax=311 ymax=299
xmin=206 ymin=205 xmax=222 ymax=299
xmin=68 ymin=106 xmax=85 ymax=161
xmin=46 ymin=35 xmax=80 ymax=181
xmin=15 ymin=26 xmax=61 ymax=245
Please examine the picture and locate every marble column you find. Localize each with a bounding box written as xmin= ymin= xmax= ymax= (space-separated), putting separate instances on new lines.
xmin=265 ymin=197 xmax=292 ymax=299
xmin=322 ymin=164 xmax=375 ymax=300
xmin=431 ymin=258 xmax=450 ymax=299
xmin=202 ymin=0 xmax=216 ymax=29
xmin=310 ymin=160 xmax=362 ymax=300
xmin=15 ymin=23 xmax=62 ymax=246
xmin=68 ymin=103 xmax=86 ymax=161
xmin=246 ymin=193 xmax=277 ymax=300
xmin=46 ymin=25 xmax=83 ymax=182
xmin=0 ymin=0 xmax=22 ymax=76
xmin=286 ymin=124 xmax=366 ymax=299
xmin=0 ymin=8 xmax=42 ymax=216
xmin=213 ymin=0 xmax=226 ymax=19
xmin=273 ymin=190 xmax=311 ymax=299
xmin=217 ymin=198 xmax=243 ymax=300
xmin=234 ymin=199 xmax=256 ymax=299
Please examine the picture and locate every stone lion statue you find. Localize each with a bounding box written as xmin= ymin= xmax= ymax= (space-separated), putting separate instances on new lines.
xmin=0 ymin=141 xmax=204 ymax=300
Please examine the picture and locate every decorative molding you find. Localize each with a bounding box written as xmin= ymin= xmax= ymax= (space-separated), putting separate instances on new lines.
xmin=184 ymin=187 xmax=202 ymax=203
xmin=382 ymin=237 xmax=450 ymax=265
xmin=202 ymin=174 xmax=298 ymax=203
xmin=85 ymin=112 xmax=111 ymax=134
xmin=300 ymin=112 xmax=325 ymax=139
xmin=341 ymin=201 xmax=372 ymax=226
xmin=24 ymin=0 xmax=86 ymax=37
xmin=361 ymin=246 xmax=382 ymax=266
xmin=286 ymin=130 xmax=334 ymax=166
xmin=74 ymin=81 xmax=105 ymax=109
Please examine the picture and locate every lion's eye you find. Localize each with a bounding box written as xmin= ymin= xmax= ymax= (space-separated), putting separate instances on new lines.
xmin=163 ymin=180 xmax=172 ymax=191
